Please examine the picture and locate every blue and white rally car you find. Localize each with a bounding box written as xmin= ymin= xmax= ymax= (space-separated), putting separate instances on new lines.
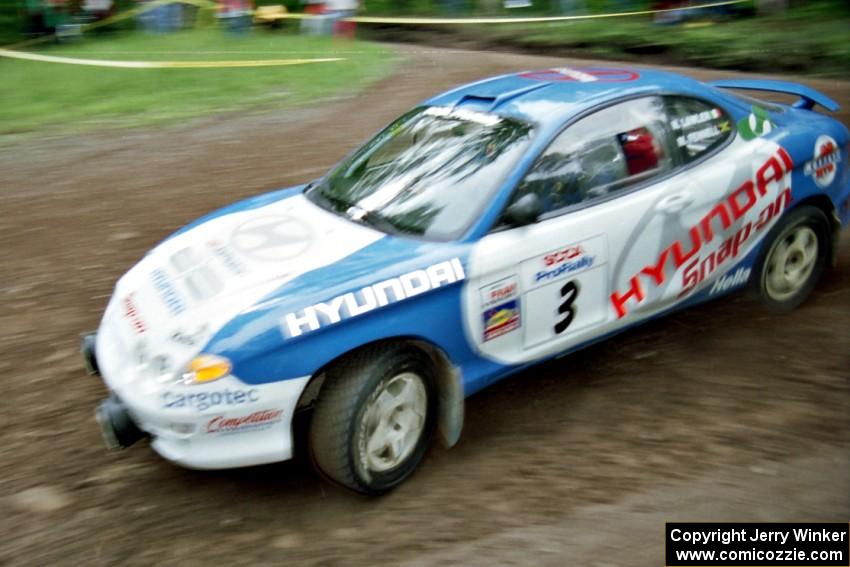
xmin=83 ymin=66 xmax=849 ymax=494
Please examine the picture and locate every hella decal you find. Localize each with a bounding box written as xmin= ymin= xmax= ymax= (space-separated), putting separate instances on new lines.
xmin=162 ymin=388 xmax=260 ymax=412
xmin=283 ymin=258 xmax=465 ymax=338
xmin=804 ymin=135 xmax=841 ymax=188
xmin=710 ymin=267 xmax=752 ymax=296
xmin=611 ymin=147 xmax=793 ymax=318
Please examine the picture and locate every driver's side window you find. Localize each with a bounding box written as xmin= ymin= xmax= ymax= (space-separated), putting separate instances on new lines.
xmin=506 ymin=96 xmax=674 ymax=219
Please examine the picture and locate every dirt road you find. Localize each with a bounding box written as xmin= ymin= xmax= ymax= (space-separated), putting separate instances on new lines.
xmin=1 ymin=46 xmax=848 ymax=566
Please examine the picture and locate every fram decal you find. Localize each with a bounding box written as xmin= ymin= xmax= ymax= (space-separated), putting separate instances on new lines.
xmin=480 ymin=275 xmax=519 ymax=309
xmin=122 ymin=293 xmax=147 ymax=334
xmin=283 ymin=258 xmax=465 ymax=338
xmin=519 ymin=67 xmax=639 ymax=83
xmin=611 ymin=147 xmax=793 ymax=318
xmin=804 ymin=135 xmax=841 ymax=188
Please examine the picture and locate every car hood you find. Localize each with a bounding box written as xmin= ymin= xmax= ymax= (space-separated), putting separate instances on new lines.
xmin=99 ymin=188 xmax=465 ymax=380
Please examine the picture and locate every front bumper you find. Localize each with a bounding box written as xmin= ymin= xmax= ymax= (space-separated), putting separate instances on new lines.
xmin=83 ymin=332 xmax=311 ymax=470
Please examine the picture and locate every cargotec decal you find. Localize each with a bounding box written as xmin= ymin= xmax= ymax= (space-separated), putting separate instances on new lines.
xmin=611 ymin=147 xmax=793 ymax=318
xmin=282 ymin=258 xmax=465 ymax=338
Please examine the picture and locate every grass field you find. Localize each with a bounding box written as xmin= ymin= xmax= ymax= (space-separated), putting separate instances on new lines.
xmin=0 ymin=29 xmax=396 ymax=135
xmin=462 ymin=2 xmax=850 ymax=77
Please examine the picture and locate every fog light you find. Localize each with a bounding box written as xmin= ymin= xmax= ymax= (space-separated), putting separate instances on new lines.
xmin=182 ymin=354 xmax=231 ymax=385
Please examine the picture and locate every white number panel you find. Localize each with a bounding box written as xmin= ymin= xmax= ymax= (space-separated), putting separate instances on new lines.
xmin=519 ymin=234 xmax=609 ymax=349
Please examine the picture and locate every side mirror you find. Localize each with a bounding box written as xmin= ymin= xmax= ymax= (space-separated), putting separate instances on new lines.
xmin=504 ymin=193 xmax=542 ymax=227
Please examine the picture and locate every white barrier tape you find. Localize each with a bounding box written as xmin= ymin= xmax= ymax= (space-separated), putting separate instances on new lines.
xmin=0 ymin=48 xmax=344 ymax=68
xmin=290 ymin=0 xmax=749 ymax=24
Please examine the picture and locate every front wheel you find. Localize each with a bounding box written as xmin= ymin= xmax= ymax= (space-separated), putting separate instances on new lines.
xmin=752 ymin=205 xmax=831 ymax=311
xmin=308 ymin=345 xmax=436 ymax=495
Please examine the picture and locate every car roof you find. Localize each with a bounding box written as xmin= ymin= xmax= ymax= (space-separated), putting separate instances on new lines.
xmin=424 ymin=66 xmax=709 ymax=126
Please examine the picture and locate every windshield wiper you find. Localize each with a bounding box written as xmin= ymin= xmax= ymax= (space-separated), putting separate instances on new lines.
xmin=308 ymin=184 xmax=353 ymax=214
xmin=308 ymin=184 xmax=411 ymax=236
xmin=354 ymin=209 xmax=410 ymax=236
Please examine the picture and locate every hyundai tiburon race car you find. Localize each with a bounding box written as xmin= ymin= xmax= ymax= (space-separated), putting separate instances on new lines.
xmin=83 ymin=67 xmax=849 ymax=494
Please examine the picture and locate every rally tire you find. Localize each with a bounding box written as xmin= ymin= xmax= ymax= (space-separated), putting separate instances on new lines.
xmin=308 ymin=344 xmax=437 ymax=495
xmin=752 ymin=205 xmax=831 ymax=312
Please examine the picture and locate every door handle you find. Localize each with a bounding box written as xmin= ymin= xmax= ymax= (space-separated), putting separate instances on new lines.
xmin=655 ymin=193 xmax=694 ymax=214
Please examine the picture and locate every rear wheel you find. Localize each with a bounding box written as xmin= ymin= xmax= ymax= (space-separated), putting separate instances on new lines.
xmin=308 ymin=345 xmax=436 ymax=495
xmin=753 ymin=206 xmax=831 ymax=311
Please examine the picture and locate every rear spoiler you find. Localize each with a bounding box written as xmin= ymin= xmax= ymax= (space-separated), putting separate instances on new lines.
xmin=708 ymin=79 xmax=840 ymax=112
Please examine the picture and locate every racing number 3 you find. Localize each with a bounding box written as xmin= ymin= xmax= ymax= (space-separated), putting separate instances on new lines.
xmin=554 ymin=280 xmax=580 ymax=334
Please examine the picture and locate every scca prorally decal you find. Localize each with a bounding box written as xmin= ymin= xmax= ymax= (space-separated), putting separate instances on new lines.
xmin=737 ymin=105 xmax=774 ymax=141
xmin=535 ymin=244 xmax=593 ymax=284
xmin=151 ymin=268 xmax=185 ymax=316
xmin=283 ymin=258 xmax=465 ymax=338
xmin=162 ymin=388 xmax=259 ymax=411
xmin=804 ymin=135 xmax=841 ymax=188
xmin=206 ymin=409 xmax=283 ymax=434
xmin=611 ymin=147 xmax=793 ymax=318
xmin=710 ymin=267 xmax=751 ymax=296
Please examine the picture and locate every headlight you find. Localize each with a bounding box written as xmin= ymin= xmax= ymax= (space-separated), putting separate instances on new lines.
xmin=181 ymin=354 xmax=232 ymax=385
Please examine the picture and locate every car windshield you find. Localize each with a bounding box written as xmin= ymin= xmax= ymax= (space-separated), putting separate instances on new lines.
xmin=306 ymin=106 xmax=534 ymax=241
